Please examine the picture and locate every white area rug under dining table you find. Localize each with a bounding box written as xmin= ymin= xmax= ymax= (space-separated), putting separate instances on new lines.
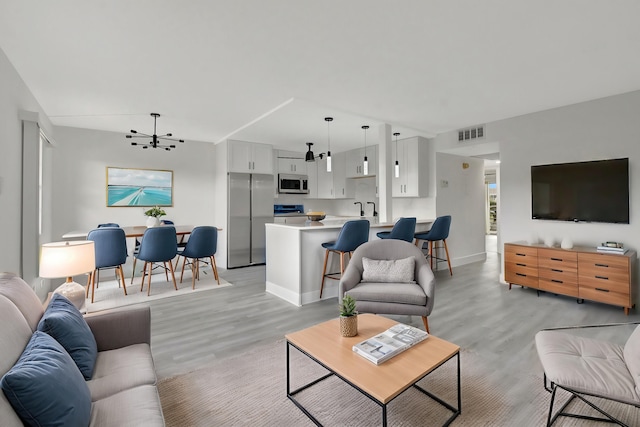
xmin=84 ymin=269 xmax=232 ymax=313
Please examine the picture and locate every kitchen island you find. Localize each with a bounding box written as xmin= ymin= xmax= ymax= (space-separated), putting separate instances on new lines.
xmin=265 ymin=218 xmax=434 ymax=306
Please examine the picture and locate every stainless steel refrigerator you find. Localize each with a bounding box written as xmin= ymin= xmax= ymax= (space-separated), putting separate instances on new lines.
xmin=227 ymin=173 xmax=274 ymax=268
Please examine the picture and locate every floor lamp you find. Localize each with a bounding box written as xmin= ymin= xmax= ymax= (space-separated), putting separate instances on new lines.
xmin=40 ymin=241 xmax=95 ymax=311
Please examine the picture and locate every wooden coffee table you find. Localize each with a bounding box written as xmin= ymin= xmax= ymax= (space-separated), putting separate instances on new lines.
xmin=285 ymin=314 xmax=461 ymax=426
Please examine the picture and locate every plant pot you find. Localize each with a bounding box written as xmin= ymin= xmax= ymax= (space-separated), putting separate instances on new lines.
xmin=146 ymin=216 xmax=161 ymax=228
xmin=340 ymin=315 xmax=358 ymax=337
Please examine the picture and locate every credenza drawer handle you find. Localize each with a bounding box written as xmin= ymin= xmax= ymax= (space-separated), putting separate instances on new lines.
xmin=516 ymin=273 xmax=526 ymax=277
xmin=516 ymin=253 xmax=526 ymax=257
xmin=595 ymin=263 xmax=609 ymax=268
xmin=595 ymin=288 xmax=609 ymax=293
xmin=551 ymin=269 xmax=563 ymax=273
xmin=516 ymin=263 xmax=526 ymax=267
xmin=550 ymin=257 xmax=563 ymax=261
xmin=595 ymin=276 xmax=609 ymax=280
xmin=551 ymin=279 xmax=563 ymax=284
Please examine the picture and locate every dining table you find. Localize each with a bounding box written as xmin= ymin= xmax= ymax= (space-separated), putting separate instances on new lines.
xmin=62 ymin=225 xmax=200 ymax=240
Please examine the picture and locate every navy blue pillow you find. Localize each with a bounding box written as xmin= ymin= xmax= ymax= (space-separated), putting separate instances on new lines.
xmin=37 ymin=293 xmax=98 ymax=380
xmin=1 ymin=331 xmax=91 ymax=426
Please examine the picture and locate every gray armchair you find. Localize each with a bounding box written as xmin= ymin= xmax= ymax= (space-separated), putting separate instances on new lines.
xmin=339 ymin=239 xmax=435 ymax=332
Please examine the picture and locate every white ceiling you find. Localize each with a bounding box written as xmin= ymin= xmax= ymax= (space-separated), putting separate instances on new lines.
xmin=1 ymin=1 xmax=640 ymax=154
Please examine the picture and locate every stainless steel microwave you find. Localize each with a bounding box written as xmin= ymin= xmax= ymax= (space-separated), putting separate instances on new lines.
xmin=278 ymin=174 xmax=309 ymax=194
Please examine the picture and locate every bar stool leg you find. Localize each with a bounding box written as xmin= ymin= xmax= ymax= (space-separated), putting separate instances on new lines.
xmin=320 ymin=249 xmax=330 ymax=298
xmin=429 ymin=241 xmax=434 ymax=270
xmin=443 ymin=239 xmax=452 ymax=275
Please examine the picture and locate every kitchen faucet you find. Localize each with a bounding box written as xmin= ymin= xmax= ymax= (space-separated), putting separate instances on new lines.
xmin=354 ymin=201 xmax=364 ymax=217
xmin=367 ymin=201 xmax=378 ymax=217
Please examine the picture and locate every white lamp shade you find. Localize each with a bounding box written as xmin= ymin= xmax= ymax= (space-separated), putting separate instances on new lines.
xmin=40 ymin=241 xmax=95 ymax=278
xmin=327 ymin=153 xmax=332 ymax=172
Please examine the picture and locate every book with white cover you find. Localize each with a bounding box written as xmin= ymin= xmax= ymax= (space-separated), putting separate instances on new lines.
xmin=596 ymin=246 xmax=627 ymax=254
xmin=352 ymin=323 xmax=429 ymax=365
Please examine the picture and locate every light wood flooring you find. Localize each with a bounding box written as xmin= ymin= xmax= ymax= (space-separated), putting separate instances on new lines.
xmin=148 ymin=240 xmax=640 ymax=422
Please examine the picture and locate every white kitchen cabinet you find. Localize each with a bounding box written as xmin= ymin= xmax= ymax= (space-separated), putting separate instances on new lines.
xmin=345 ymin=145 xmax=377 ymax=178
xmin=305 ymin=159 xmax=318 ymax=199
xmin=315 ymin=153 xmax=353 ymax=199
xmin=392 ymin=136 xmax=429 ymax=197
xmin=276 ymin=151 xmax=307 ymax=174
xmin=228 ymin=140 xmax=273 ymax=174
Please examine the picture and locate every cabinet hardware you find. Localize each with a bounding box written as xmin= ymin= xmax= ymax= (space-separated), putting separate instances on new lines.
xmin=550 ymin=257 xmax=562 ymax=261
xmin=595 ymin=263 xmax=609 ymax=268
xmin=516 ymin=273 xmax=526 ymax=277
xmin=551 ymin=269 xmax=563 ymax=273
xmin=595 ymin=288 xmax=610 ymax=292
xmin=551 ymin=279 xmax=563 ymax=284
xmin=516 ymin=263 xmax=526 ymax=267
xmin=595 ymin=275 xmax=609 ymax=280
xmin=516 ymin=253 xmax=526 ymax=257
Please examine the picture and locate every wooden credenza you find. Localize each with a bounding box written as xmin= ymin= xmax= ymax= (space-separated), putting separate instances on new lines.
xmin=504 ymin=242 xmax=637 ymax=314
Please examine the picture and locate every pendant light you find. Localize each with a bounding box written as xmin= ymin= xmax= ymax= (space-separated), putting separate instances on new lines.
xmin=393 ymin=132 xmax=400 ymax=178
xmin=325 ymin=117 xmax=333 ymax=172
xmin=361 ymin=125 xmax=369 ymax=175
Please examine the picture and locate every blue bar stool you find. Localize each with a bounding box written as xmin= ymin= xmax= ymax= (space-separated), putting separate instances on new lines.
xmin=320 ymin=219 xmax=370 ymax=298
xmin=414 ymin=215 xmax=452 ymax=275
xmin=376 ymin=217 xmax=416 ymax=242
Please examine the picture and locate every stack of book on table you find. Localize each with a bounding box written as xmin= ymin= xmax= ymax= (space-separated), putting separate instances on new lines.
xmin=597 ymin=242 xmax=627 ymax=254
xmin=352 ymin=323 xmax=429 ymax=365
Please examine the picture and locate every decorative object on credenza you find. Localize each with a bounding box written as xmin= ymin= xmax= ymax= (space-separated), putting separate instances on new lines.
xmin=39 ymin=241 xmax=96 ymax=311
xmin=127 ymin=113 xmax=184 ymax=151
xmin=544 ymin=236 xmax=555 ymax=247
xmin=597 ymin=242 xmax=627 ymax=254
xmin=560 ymin=237 xmax=573 ymax=249
xmin=144 ymin=205 xmax=166 ymax=228
xmin=339 ymin=294 xmax=358 ymax=337
xmin=106 ymin=167 xmax=173 ymax=207
xmin=304 ymin=142 xmax=324 ymax=162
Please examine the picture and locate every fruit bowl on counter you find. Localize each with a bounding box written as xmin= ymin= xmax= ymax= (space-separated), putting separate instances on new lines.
xmin=306 ymin=211 xmax=326 ymax=221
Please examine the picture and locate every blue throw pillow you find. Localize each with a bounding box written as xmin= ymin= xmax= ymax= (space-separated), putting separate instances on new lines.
xmin=37 ymin=293 xmax=97 ymax=380
xmin=1 ymin=331 xmax=91 ymax=427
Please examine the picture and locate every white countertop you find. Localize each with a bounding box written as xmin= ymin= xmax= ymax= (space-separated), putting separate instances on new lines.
xmin=266 ymin=217 xmax=434 ymax=230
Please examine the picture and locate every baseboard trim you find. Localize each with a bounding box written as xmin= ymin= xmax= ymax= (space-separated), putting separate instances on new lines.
xmin=265 ymin=281 xmax=301 ymax=307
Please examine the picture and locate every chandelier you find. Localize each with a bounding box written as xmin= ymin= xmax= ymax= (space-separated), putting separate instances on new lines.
xmin=127 ymin=113 xmax=184 ymax=151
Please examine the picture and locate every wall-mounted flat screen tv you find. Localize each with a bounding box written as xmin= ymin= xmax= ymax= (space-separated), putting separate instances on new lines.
xmin=531 ymin=158 xmax=629 ymax=224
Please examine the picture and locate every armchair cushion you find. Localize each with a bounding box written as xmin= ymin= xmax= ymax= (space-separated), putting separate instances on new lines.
xmin=535 ymin=330 xmax=639 ymax=405
xmin=37 ymin=293 xmax=97 ymax=380
xmin=1 ymin=331 xmax=91 ymax=427
xmin=623 ymin=325 xmax=640 ymax=397
xmin=362 ymin=256 xmax=415 ymax=283
xmin=346 ymin=282 xmax=427 ymax=306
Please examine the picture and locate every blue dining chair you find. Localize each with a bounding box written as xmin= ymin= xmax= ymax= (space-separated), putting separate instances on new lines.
xmin=176 ymin=226 xmax=219 ymax=289
xmin=376 ymin=217 xmax=417 ymax=243
xmin=133 ymin=226 xmax=178 ymax=295
xmin=414 ymin=215 xmax=452 ymax=275
xmin=320 ymin=219 xmax=370 ymax=298
xmin=97 ymin=223 xmax=120 ymax=228
xmin=162 ymin=219 xmax=188 ymax=252
xmin=86 ymin=227 xmax=128 ymax=303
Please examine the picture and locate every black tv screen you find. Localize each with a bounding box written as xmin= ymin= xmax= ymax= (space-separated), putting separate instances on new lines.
xmin=531 ymin=158 xmax=629 ymax=224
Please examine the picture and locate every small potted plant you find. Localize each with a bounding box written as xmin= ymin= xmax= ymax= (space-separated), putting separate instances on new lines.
xmin=144 ymin=205 xmax=166 ymax=228
xmin=339 ymin=294 xmax=358 ymax=337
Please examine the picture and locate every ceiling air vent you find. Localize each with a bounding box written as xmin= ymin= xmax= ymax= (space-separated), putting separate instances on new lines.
xmin=458 ymin=125 xmax=485 ymax=142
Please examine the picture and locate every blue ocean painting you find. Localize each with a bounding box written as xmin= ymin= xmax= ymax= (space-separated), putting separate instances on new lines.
xmin=107 ymin=168 xmax=172 ymax=206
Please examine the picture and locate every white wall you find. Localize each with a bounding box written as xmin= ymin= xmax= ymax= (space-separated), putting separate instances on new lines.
xmin=50 ymin=126 xmax=219 ymax=241
xmin=493 ymin=90 xmax=640 ymax=275
xmin=433 ymin=153 xmax=487 ymax=268
xmin=0 ymin=47 xmax=51 ymax=275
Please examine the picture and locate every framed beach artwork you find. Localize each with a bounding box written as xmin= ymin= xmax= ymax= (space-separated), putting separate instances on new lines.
xmin=106 ymin=167 xmax=173 ymax=207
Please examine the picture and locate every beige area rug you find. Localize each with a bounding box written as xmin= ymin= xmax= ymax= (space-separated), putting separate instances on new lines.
xmin=84 ymin=270 xmax=232 ymax=313
xmin=159 ymin=339 xmax=639 ymax=426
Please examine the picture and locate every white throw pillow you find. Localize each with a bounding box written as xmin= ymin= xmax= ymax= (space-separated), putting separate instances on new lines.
xmin=361 ymin=256 xmax=415 ymax=283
